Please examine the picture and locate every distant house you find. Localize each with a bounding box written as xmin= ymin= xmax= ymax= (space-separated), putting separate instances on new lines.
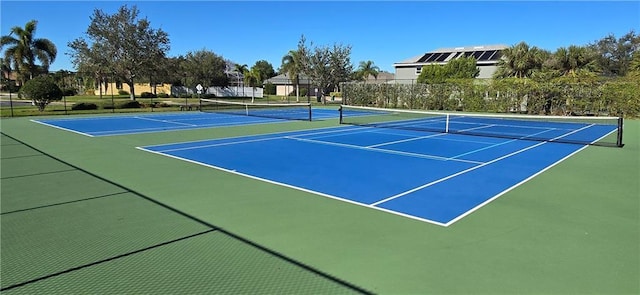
xmin=94 ymin=82 xmax=172 ymax=96
xmin=393 ymin=44 xmax=508 ymax=82
xmin=263 ymin=73 xmax=313 ymax=96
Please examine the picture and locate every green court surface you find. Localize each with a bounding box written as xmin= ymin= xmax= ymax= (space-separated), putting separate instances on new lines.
xmin=1 ymin=113 xmax=638 ymax=294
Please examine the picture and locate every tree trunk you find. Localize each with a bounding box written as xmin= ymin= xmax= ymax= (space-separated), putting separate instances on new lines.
xmin=128 ymin=82 xmax=136 ymax=100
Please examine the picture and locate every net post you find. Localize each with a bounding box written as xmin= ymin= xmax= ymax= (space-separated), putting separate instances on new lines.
xmin=308 ymin=104 xmax=312 ymax=121
xmin=617 ymin=116 xmax=624 ymax=147
xmin=339 ymin=105 xmax=343 ymax=124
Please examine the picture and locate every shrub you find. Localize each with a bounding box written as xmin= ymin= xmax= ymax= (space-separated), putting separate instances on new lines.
xmin=140 ymin=92 xmax=157 ymax=98
xmin=118 ymin=90 xmax=130 ymax=95
xmin=157 ymin=93 xmax=170 ymax=98
xmin=61 ymin=88 xmax=77 ymax=96
xmin=19 ymin=76 xmax=63 ymax=111
xmin=118 ymin=100 xmax=142 ymax=109
xmin=264 ymin=82 xmax=276 ymax=95
xmin=71 ymin=102 xmax=98 ymax=110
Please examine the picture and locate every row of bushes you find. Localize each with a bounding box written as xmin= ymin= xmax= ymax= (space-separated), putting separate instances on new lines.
xmin=70 ymin=100 xmax=173 ymax=110
xmin=140 ymin=92 xmax=171 ymax=98
xmin=341 ymin=78 xmax=640 ymax=118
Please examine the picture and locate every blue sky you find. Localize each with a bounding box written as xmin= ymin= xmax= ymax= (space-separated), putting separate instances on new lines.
xmin=1 ymin=1 xmax=639 ymax=73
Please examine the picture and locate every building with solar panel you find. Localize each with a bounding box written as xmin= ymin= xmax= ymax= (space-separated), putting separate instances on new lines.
xmin=393 ymin=44 xmax=508 ymax=82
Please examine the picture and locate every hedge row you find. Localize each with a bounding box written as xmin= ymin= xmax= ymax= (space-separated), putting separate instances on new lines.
xmin=342 ymin=79 xmax=640 ymax=118
xmin=72 ymin=100 xmax=173 ymax=110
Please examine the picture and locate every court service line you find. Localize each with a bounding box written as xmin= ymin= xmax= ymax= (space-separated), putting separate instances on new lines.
xmin=371 ymin=123 xmax=597 ymax=207
xmin=448 ymin=128 xmax=557 ymax=159
xmin=285 ymin=136 xmax=484 ymax=164
xmin=366 ymin=133 xmax=447 ymax=148
xmin=370 ymin=140 xmax=547 ymax=207
xmin=133 ymin=116 xmax=199 ymax=126
xmin=367 ymin=123 xmax=497 ymax=148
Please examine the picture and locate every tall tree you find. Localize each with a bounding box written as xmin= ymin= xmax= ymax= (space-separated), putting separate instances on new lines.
xmin=68 ymin=5 xmax=170 ymax=100
xmin=233 ymin=63 xmax=248 ymax=96
xmin=252 ymin=60 xmax=275 ymax=80
xmin=494 ymin=42 xmax=547 ymax=78
xmin=1 ymin=20 xmax=57 ymax=85
xmin=281 ymin=50 xmax=303 ymax=101
xmin=589 ymin=30 xmax=639 ymax=77
xmin=182 ymin=49 xmax=228 ymax=91
xmin=297 ymin=35 xmax=353 ymax=102
xmin=328 ymin=43 xmax=353 ymax=92
xmin=244 ymin=67 xmax=262 ymax=102
xmin=355 ymin=60 xmax=380 ymax=81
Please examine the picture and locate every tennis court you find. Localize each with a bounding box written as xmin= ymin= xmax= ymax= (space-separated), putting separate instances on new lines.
xmin=139 ymin=107 xmax=621 ymax=226
xmin=32 ymin=101 xmax=340 ymax=136
xmin=1 ymin=105 xmax=638 ymax=294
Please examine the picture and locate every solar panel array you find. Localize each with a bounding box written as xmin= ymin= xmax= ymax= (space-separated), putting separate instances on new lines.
xmin=417 ymin=49 xmax=502 ymax=63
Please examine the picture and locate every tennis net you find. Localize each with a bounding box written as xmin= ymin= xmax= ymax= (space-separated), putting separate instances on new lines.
xmin=339 ymin=105 xmax=624 ymax=147
xmin=200 ymin=99 xmax=312 ymax=121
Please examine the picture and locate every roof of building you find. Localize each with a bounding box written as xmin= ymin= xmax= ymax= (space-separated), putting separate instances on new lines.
xmin=394 ymin=44 xmax=509 ymax=66
xmin=263 ymin=73 xmax=313 ymax=85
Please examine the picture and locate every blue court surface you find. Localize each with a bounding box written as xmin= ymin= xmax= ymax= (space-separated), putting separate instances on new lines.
xmin=138 ymin=123 xmax=616 ymax=226
xmin=32 ymin=109 xmax=341 ymax=137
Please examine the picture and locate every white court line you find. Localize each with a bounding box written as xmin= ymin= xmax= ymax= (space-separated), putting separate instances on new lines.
xmin=149 ymin=126 xmax=374 ymax=152
xmin=368 ymin=123 xmax=497 ymax=148
xmin=136 ymin=146 xmax=449 ymax=227
xmin=448 ymin=128 xmax=558 ymax=159
xmin=370 ymin=124 xmax=598 ymax=211
xmin=157 ymin=136 xmax=286 ymax=152
xmin=369 ymin=140 xmax=547 ymax=207
xmin=138 ymin=123 xmax=605 ymax=227
xmin=444 ymin=144 xmax=590 ymax=226
xmin=31 ymin=119 xmax=95 ymax=137
xmin=449 ymin=117 xmax=579 ymax=131
xmin=285 ymin=136 xmax=484 ymax=164
xmin=367 ymin=133 xmax=447 ymax=148
xmin=85 ymin=116 xmax=289 ymax=136
xmin=443 ymin=124 xmax=601 ymax=226
xmin=133 ymin=116 xmax=199 ymax=126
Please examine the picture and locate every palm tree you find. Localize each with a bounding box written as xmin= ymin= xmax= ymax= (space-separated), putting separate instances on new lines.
xmin=281 ymin=50 xmax=302 ymax=102
xmin=494 ymin=42 xmax=546 ymax=78
xmin=356 ymin=60 xmax=380 ymax=82
xmin=552 ymin=45 xmax=599 ymax=77
xmin=233 ymin=63 xmax=248 ymax=96
xmin=0 ymin=20 xmax=57 ymax=85
xmin=243 ymin=68 xmax=262 ymax=102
